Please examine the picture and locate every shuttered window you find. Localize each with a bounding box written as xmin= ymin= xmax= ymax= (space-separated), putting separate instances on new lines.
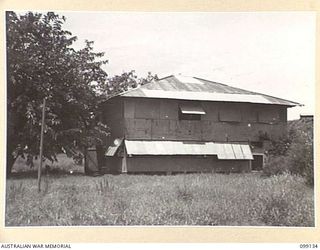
xmin=258 ymin=107 xmax=280 ymax=123
xmin=178 ymin=103 xmax=206 ymax=121
xmin=219 ymin=105 xmax=242 ymax=122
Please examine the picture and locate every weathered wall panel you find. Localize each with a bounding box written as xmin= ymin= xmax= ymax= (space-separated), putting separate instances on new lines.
xmin=135 ymin=99 xmax=160 ymax=119
xmin=125 ymin=118 xmax=152 ymax=139
xmin=102 ymin=98 xmax=123 ymax=122
xmin=219 ymin=103 xmax=242 ymax=122
xmin=241 ymin=104 xmax=258 ymax=122
xmin=102 ymin=98 xmax=288 ymax=143
xmin=176 ymin=120 xmax=202 ymax=140
xmin=257 ymin=105 xmax=281 ymax=123
xmin=201 ymin=121 xmax=215 ymax=140
xmin=126 ymin=156 xmax=250 ymax=173
xmin=160 ymin=99 xmax=178 ymax=119
xmin=124 ymin=119 xmax=286 ymax=142
xmin=202 ymin=102 xmax=219 ymax=121
xmin=103 ymin=157 xmax=122 ymax=173
xmin=151 ymin=119 xmax=170 ymax=139
xmin=124 ymin=98 xmax=135 ymax=118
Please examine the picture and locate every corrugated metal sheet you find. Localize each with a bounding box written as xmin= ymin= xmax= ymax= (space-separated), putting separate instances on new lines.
xmin=180 ymin=103 xmax=206 ymax=115
xmin=119 ymin=75 xmax=301 ymax=107
xmin=105 ymin=138 xmax=123 ymax=156
xmin=240 ymin=144 xmax=254 ymax=159
xmin=125 ymin=140 xmax=253 ymax=160
xmin=175 ymin=75 xmax=204 ymax=85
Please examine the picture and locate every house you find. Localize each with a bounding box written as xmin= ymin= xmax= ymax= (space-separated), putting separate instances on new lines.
xmin=88 ymin=75 xmax=301 ymax=174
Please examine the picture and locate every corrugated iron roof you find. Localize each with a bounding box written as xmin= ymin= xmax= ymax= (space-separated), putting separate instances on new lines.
xmin=125 ymin=140 xmax=253 ymax=160
xmin=118 ymin=75 xmax=301 ymax=107
xmin=105 ymin=138 xmax=123 ymax=156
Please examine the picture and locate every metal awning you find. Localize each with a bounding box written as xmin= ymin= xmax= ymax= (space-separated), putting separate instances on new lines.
xmin=179 ymin=104 xmax=206 ymax=115
xmin=105 ymin=138 xmax=123 ymax=156
xmin=216 ymin=143 xmax=252 ymax=160
xmin=125 ymin=140 xmax=253 ymax=160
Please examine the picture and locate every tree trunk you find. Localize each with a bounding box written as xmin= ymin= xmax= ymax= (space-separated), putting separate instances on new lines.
xmin=6 ymin=152 xmax=16 ymax=177
xmin=6 ymin=109 xmax=17 ymax=177
xmin=83 ymin=147 xmax=91 ymax=175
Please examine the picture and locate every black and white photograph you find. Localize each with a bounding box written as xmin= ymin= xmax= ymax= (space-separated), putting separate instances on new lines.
xmin=5 ymin=11 xmax=315 ymax=228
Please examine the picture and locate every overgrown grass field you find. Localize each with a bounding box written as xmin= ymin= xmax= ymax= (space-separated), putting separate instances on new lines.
xmin=6 ymin=172 xmax=314 ymax=227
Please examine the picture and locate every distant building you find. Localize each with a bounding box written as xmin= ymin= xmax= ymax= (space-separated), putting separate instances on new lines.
xmin=88 ymin=75 xmax=301 ymax=174
xmin=300 ymin=114 xmax=313 ymax=121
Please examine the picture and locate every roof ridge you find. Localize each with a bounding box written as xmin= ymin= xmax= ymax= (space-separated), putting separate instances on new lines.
xmin=158 ymin=75 xmax=174 ymax=81
xmin=106 ymin=74 xmax=302 ymax=106
xmin=193 ymin=76 xmax=229 ymax=87
xmin=194 ymin=76 xmax=302 ymax=106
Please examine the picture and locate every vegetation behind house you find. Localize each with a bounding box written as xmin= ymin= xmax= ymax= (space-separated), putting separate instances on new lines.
xmin=263 ymin=117 xmax=314 ymax=186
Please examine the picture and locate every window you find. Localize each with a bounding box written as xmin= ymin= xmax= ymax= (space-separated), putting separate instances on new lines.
xmin=179 ymin=103 xmax=205 ymax=121
xmin=251 ymin=154 xmax=264 ymax=171
xmin=258 ymin=107 xmax=280 ymax=124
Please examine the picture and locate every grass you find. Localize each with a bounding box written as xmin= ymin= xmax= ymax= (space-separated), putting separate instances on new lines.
xmin=5 ymin=171 xmax=314 ymax=227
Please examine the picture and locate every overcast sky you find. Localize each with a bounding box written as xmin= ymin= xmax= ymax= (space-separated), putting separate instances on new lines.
xmin=58 ymin=11 xmax=315 ymax=120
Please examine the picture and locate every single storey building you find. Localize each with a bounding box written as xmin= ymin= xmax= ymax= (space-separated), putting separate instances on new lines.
xmin=89 ymin=75 xmax=300 ymax=174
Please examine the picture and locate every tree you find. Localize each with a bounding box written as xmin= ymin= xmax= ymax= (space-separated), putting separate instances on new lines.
xmin=6 ymin=11 xmax=109 ymax=175
xmin=263 ymin=118 xmax=314 ymax=186
xmin=105 ymin=70 xmax=158 ymax=97
xmin=6 ymin=11 xmax=158 ymax=176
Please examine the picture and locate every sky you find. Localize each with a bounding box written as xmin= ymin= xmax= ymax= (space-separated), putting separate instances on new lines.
xmin=58 ymin=11 xmax=315 ymax=120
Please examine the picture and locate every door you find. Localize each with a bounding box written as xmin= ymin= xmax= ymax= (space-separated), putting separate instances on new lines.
xmin=251 ymin=154 xmax=264 ymax=171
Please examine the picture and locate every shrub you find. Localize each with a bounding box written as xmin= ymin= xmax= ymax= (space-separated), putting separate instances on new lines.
xmin=263 ymin=156 xmax=290 ymax=176
xmin=263 ymin=118 xmax=314 ymax=186
xmin=287 ymin=131 xmax=313 ymax=186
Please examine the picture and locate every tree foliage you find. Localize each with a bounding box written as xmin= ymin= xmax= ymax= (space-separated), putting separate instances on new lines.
xmin=6 ymin=11 xmax=110 ymax=175
xmin=6 ymin=11 xmax=158 ymax=176
xmin=263 ymin=118 xmax=314 ymax=186
xmin=105 ymin=70 xmax=158 ymax=96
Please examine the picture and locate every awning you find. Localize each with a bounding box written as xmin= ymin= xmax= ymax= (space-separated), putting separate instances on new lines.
xmin=125 ymin=140 xmax=253 ymax=160
xmin=105 ymin=138 xmax=123 ymax=156
xmin=179 ymin=104 xmax=206 ymax=115
xmin=216 ymin=143 xmax=253 ymax=160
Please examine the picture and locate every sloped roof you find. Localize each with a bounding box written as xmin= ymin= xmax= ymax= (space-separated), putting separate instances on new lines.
xmin=118 ymin=75 xmax=301 ymax=107
xmin=125 ymin=140 xmax=253 ymax=160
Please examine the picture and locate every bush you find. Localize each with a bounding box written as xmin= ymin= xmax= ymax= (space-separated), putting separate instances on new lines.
xmin=287 ymin=131 xmax=313 ymax=186
xmin=263 ymin=118 xmax=314 ymax=186
xmin=263 ymin=156 xmax=290 ymax=176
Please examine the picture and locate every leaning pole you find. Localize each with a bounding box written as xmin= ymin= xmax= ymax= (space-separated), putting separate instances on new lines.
xmin=38 ymin=98 xmax=46 ymax=192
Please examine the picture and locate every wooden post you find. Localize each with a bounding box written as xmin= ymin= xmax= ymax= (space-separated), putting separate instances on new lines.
xmin=38 ymin=98 xmax=46 ymax=192
xmin=121 ymin=146 xmax=127 ymax=173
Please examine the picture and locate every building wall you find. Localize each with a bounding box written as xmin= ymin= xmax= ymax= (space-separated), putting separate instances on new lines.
xmin=100 ymin=97 xmax=288 ymax=172
xmin=103 ymin=157 xmax=122 ymax=173
xmin=119 ymin=97 xmax=288 ymax=143
xmin=126 ymin=156 xmax=251 ymax=173
xmin=101 ymin=98 xmax=125 ymax=146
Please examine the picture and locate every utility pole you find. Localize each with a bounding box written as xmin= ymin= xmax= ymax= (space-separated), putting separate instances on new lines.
xmin=38 ymin=98 xmax=46 ymax=192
